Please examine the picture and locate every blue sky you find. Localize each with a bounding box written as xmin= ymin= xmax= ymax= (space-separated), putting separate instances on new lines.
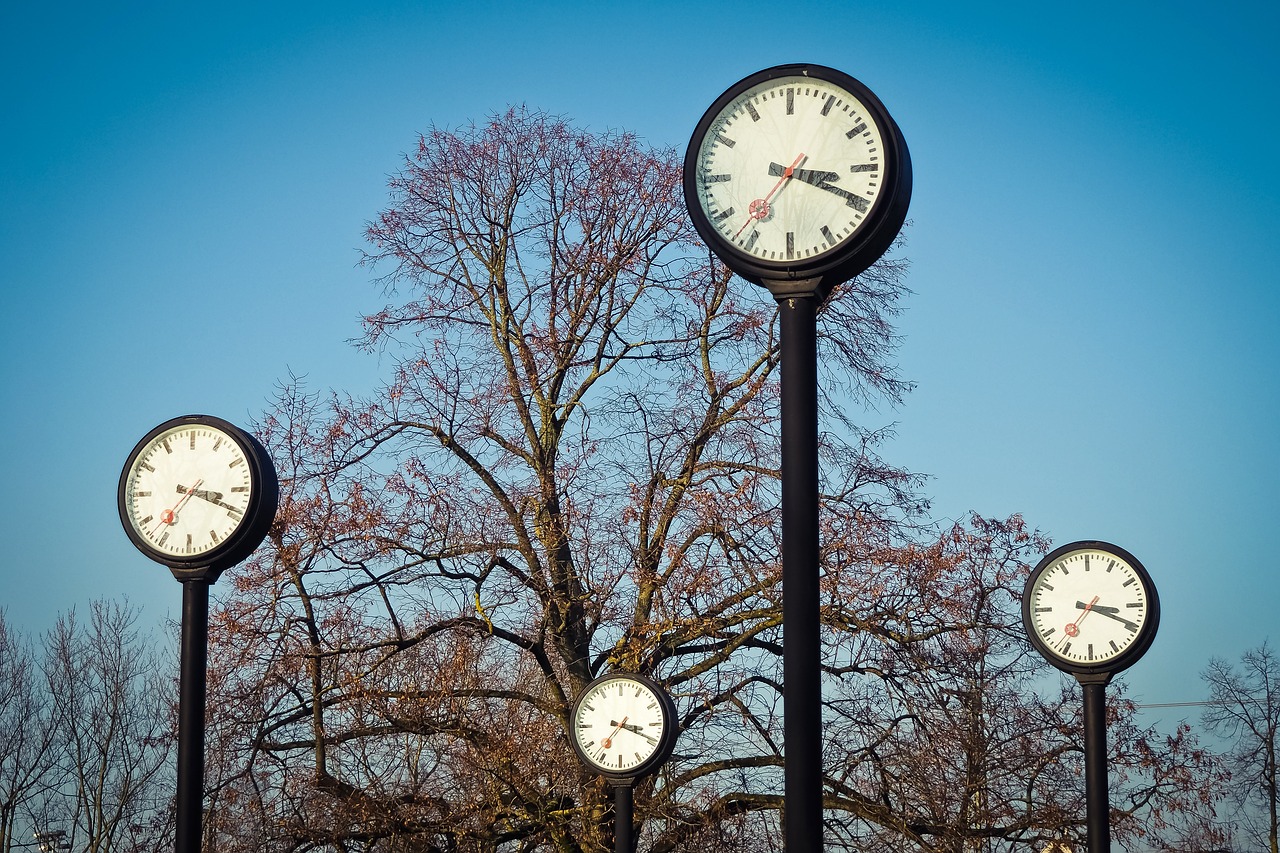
xmin=2 ymin=1 xmax=1277 ymax=728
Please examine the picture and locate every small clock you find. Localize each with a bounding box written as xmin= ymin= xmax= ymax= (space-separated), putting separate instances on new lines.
xmin=570 ymin=672 xmax=677 ymax=779
xmin=119 ymin=415 xmax=278 ymax=581
xmin=683 ymin=63 xmax=911 ymax=293
xmin=1022 ymin=541 xmax=1160 ymax=676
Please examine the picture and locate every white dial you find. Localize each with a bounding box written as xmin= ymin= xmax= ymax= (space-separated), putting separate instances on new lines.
xmin=1025 ymin=545 xmax=1156 ymax=669
xmin=571 ymin=674 xmax=673 ymax=776
xmin=692 ymin=74 xmax=889 ymax=264
xmin=121 ymin=423 xmax=254 ymax=560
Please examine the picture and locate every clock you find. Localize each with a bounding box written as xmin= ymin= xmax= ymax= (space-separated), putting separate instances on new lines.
xmin=683 ymin=63 xmax=911 ymax=293
xmin=570 ymin=672 xmax=677 ymax=779
xmin=1022 ymin=541 xmax=1160 ymax=676
xmin=119 ymin=415 xmax=278 ymax=581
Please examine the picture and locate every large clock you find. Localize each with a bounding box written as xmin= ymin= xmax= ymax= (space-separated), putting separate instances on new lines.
xmin=570 ymin=672 xmax=677 ymax=780
xmin=683 ymin=63 xmax=911 ymax=292
xmin=119 ymin=415 xmax=278 ymax=581
xmin=1022 ymin=541 xmax=1160 ymax=677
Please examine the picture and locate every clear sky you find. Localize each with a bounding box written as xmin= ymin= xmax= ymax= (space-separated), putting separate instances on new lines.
xmin=2 ymin=1 xmax=1277 ymax=733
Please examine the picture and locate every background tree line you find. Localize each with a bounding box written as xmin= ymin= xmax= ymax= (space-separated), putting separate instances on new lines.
xmin=2 ymin=109 xmax=1272 ymax=852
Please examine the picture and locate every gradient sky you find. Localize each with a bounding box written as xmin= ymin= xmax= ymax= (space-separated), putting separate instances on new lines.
xmin=2 ymin=1 xmax=1277 ymax=739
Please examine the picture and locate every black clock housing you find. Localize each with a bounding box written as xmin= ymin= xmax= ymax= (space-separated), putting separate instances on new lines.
xmin=118 ymin=414 xmax=279 ymax=582
xmin=683 ymin=63 xmax=912 ymax=296
xmin=1021 ymin=540 xmax=1161 ymax=678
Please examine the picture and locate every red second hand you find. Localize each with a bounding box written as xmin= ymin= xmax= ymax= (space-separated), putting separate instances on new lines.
xmin=734 ymin=152 xmax=805 ymax=240
xmin=1064 ymin=595 xmax=1099 ymax=638
xmin=151 ymin=478 xmax=203 ymax=537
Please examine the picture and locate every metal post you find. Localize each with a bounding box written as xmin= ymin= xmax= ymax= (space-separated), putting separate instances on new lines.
xmin=778 ymin=293 xmax=822 ymax=852
xmin=613 ymin=783 xmax=634 ymax=853
xmin=176 ymin=579 xmax=210 ymax=853
xmin=1081 ymin=679 xmax=1111 ymax=853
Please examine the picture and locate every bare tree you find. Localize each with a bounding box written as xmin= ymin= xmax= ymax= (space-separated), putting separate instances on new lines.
xmin=1203 ymin=641 xmax=1280 ymax=853
xmin=201 ymin=108 xmax=1222 ymax=852
xmin=0 ymin=612 xmax=58 ymax=853
xmin=38 ymin=600 xmax=174 ymax=853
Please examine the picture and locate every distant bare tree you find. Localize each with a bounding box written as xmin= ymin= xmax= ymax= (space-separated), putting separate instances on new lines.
xmin=1203 ymin=641 xmax=1280 ymax=853
xmin=0 ymin=611 xmax=58 ymax=853
xmin=38 ymin=600 xmax=174 ymax=853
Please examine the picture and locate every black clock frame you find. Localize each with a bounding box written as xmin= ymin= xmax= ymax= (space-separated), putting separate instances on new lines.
xmin=682 ymin=63 xmax=912 ymax=295
xmin=118 ymin=414 xmax=279 ymax=582
xmin=1021 ymin=540 xmax=1161 ymax=678
xmin=570 ymin=672 xmax=678 ymax=781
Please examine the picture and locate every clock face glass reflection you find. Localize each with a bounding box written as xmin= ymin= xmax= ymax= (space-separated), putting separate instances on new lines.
xmin=123 ymin=425 xmax=253 ymax=559
xmin=573 ymin=677 xmax=667 ymax=774
xmin=693 ymin=75 xmax=888 ymax=263
xmin=1028 ymin=549 xmax=1152 ymax=666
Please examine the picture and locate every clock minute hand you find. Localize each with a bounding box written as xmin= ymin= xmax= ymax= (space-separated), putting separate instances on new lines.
xmin=770 ymin=161 xmax=871 ymax=212
xmin=178 ymin=485 xmax=244 ymax=515
xmin=769 ymin=163 xmax=840 ymax=184
xmin=1076 ymin=601 xmax=1139 ymax=632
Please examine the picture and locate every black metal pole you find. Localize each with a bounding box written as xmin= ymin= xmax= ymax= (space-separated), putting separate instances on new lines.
xmin=1081 ymin=679 xmax=1111 ymax=853
xmin=778 ymin=293 xmax=822 ymax=852
xmin=613 ymin=783 xmax=634 ymax=853
xmin=176 ymin=579 xmax=210 ymax=853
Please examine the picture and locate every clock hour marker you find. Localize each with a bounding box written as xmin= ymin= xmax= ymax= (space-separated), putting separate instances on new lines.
xmin=705 ymin=174 xmax=731 ymax=183
xmin=713 ymin=207 xmax=735 ymax=222
xmin=1126 ymin=602 xmax=1142 ymax=608
xmin=786 ymin=87 xmax=794 ymax=114
xmin=1110 ymin=640 xmax=1120 ymax=653
xmin=162 ymin=439 xmax=173 ymax=454
xmin=850 ymin=163 xmax=879 ymax=172
xmin=821 ymin=225 xmax=837 ymax=245
xmin=1122 ymin=578 xmax=1135 ymax=587
xmin=821 ymin=94 xmax=836 ymax=116
xmin=1062 ymin=641 xmax=1072 ymax=655
xmin=189 ymin=431 xmax=196 ymax=450
xmin=210 ymin=530 xmax=220 ymax=543
xmin=743 ymin=231 xmax=759 ymax=252
xmin=786 ymin=232 xmax=795 ymax=259
xmin=1034 ymin=606 xmax=1052 ymax=613
xmin=229 ymin=457 xmax=244 ymax=468
xmin=715 ymin=133 xmax=735 ymax=148
xmin=745 ymin=101 xmax=760 ymax=122
xmin=1084 ymin=555 xmax=1091 ymax=571
xmin=186 ymin=534 xmax=193 ymax=549
xmin=1106 ymin=559 xmax=1116 ymax=572
xmin=846 ymin=121 xmax=867 ymax=138
xmin=231 ymin=486 xmax=250 ymax=493
xmin=140 ymin=462 xmax=155 ymax=473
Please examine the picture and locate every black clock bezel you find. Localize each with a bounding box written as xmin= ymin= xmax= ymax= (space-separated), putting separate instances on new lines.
xmin=682 ymin=63 xmax=912 ymax=291
xmin=1021 ymin=540 xmax=1161 ymax=677
xmin=118 ymin=414 xmax=279 ymax=582
xmin=570 ymin=672 xmax=678 ymax=780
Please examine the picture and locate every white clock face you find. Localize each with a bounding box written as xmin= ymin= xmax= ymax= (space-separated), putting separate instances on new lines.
xmin=693 ymin=74 xmax=888 ymax=264
xmin=122 ymin=424 xmax=254 ymax=560
xmin=1027 ymin=548 xmax=1153 ymax=666
xmin=572 ymin=676 xmax=669 ymax=775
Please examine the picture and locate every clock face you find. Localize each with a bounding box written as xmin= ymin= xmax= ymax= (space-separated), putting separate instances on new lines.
xmin=571 ymin=674 xmax=674 ymax=778
xmin=119 ymin=415 xmax=277 ymax=575
xmin=684 ymin=65 xmax=910 ymax=285
xmin=1023 ymin=542 xmax=1160 ymax=674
